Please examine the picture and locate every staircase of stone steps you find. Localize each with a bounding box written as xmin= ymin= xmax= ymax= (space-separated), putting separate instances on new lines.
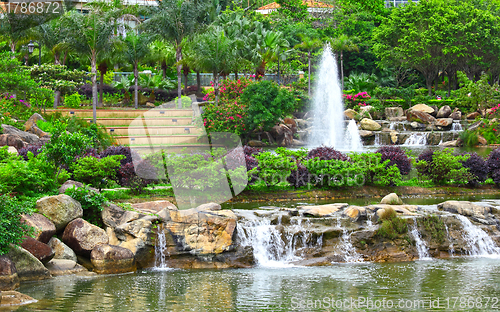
xmin=46 ymin=108 xmax=207 ymax=150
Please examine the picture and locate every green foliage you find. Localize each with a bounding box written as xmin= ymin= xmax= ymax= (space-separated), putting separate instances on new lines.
xmin=0 ymin=52 xmax=40 ymax=95
xmin=0 ymin=195 xmax=35 ymax=255
xmin=30 ymin=64 xmax=87 ymax=95
xmin=415 ymin=148 xmax=472 ymax=185
xmin=173 ymin=96 xmax=192 ymax=108
xmin=303 ymin=158 xmax=364 ymax=188
xmin=242 ymin=81 xmax=296 ymax=132
xmin=419 ymin=215 xmax=446 ymax=244
xmin=376 ymin=207 xmax=408 ymax=240
xmin=71 ymin=155 xmax=125 ymax=190
xmin=36 ymin=120 xmax=56 ymax=133
xmin=64 ymin=93 xmax=82 ymax=108
xmin=477 ymin=120 xmax=500 ymax=145
xmin=349 ymin=152 xmax=402 ymax=186
xmin=344 ymin=73 xmax=378 ymax=93
xmin=252 ymin=151 xmax=297 ymax=187
xmin=65 ymin=185 xmax=106 ymax=226
xmin=457 ymin=72 xmax=500 ymax=112
xmin=459 ymin=130 xmax=480 ymax=147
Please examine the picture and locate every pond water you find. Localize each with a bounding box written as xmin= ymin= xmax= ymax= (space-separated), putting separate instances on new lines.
xmin=12 ymin=257 xmax=500 ymax=311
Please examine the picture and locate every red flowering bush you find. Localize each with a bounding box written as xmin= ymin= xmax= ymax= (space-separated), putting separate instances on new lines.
xmin=203 ymin=77 xmax=253 ymax=102
xmin=202 ymin=101 xmax=247 ymax=136
xmin=376 ymin=146 xmax=411 ymax=175
xmin=343 ymin=92 xmax=371 ymax=109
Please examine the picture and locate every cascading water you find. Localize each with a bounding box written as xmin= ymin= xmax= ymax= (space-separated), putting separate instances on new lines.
xmin=236 ymin=211 xmax=321 ymax=267
xmin=410 ymin=219 xmax=431 ymax=260
xmin=373 ymin=133 xmax=381 ymax=146
xmin=444 ymin=223 xmax=455 ymax=256
xmin=403 ymin=133 xmax=428 ymax=146
xmin=345 ymin=120 xmax=363 ymax=151
xmin=154 ymin=224 xmax=171 ymax=270
xmin=455 ymin=215 xmax=500 ymax=256
xmin=337 ymin=219 xmax=362 ymax=262
xmin=451 ymin=120 xmax=463 ymax=132
xmin=309 ymin=45 xmax=362 ymax=150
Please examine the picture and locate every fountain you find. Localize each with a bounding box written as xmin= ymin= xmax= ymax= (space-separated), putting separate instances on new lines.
xmin=309 ymin=45 xmax=362 ymax=151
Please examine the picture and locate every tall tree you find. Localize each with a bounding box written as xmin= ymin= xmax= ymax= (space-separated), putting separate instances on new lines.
xmin=123 ymin=31 xmax=151 ymax=109
xmin=248 ymin=24 xmax=289 ymax=79
xmin=294 ymin=34 xmax=322 ymax=96
xmin=329 ymin=34 xmax=358 ymax=90
xmin=147 ymin=39 xmax=176 ymax=79
xmin=142 ymin=0 xmax=209 ymax=108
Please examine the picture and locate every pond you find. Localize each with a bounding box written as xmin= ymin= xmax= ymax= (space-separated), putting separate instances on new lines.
xmin=12 ymin=257 xmax=500 ymax=311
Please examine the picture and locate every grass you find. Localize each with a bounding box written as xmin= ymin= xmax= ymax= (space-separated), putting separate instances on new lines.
xmin=376 ymin=207 xmax=409 ymax=240
xmin=419 ymin=215 xmax=446 ymax=244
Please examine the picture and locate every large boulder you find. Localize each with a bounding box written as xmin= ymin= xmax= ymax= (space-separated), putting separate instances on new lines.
xmin=360 ymin=118 xmax=381 ymax=131
xmin=450 ymin=109 xmax=462 ymax=120
xmin=62 ymin=218 xmax=109 ymax=257
xmin=436 ymin=105 xmax=452 ymax=118
xmin=270 ymin=124 xmax=294 ymax=147
xmin=0 ymin=256 xmax=19 ymax=291
xmin=20 ymin=237 xmax=54 ymax=264
xmin=35 ymin=195 xmax=83 ymax=231
xmin=358 ymin=130 xmax=374 ymax=138
xmin=58 ymin=180 xmax=98 ymax=195
xmin=0 ymin=134 xmax=24 ymax=150
xmin=406 ymin=110 xmax=436 ymax=124
xmin=468 ymin=120 xmax=483 ymax=132
xmin=436 ymin=118 xmax=453 ymax=128
xmin=44 ymin=259 xmax=88 ymax=276
xmin=20 ymin=213 xmax=56 ymax=244
xmin=90 ymin=244 xmax=136 ymax=274
xmin=467 ymin=112 xmax=480 ymax=120
xmin=344 ymin=109 xmax=358 ymax=120
xmin=385 ymin=107 xmax=404 ymax=119
xmin=6 ymin=246 xmax=51 ymax=282
xmin=298 ymin=204 xmax=348 ymax=217
xmin=0 ymin=124 xmax=39 ymax=144
xmin=343 ymin=206 xmax=367 ymax=222
xmin=438 ymin=201 xmax=491 ymax=220
xmin=0 ymin=291 xmax=36 ymax=306
xmin=131 ymin=200 xmax=178 ymax=215
xmin=380 ymin=193 xmax=403 ymax=205
xmin=24 ymin=113 xmax=49 ymax=138
xmin=409 ymin=104 xmax=435 ymax=114
xmin=47 ymin=238 xmax=77 ymax=262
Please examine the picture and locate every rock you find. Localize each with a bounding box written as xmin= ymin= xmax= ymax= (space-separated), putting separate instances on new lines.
xmin=7 ymin=146 xmax=17 ymax=154
xmin=35 ymin=194 xmax=83 ymax=232
xmin=131 ymin=200 xmax=178 ymax=215
xmin=20 ymin=213 xmax=56 ymax=244
xmin=20 ymin=237 xmax=54 ymax=264
xmin=62 ymin=218 xmax=109 ymax=257
xmin=468 ymin=120 xmax=483 ymax=132
xmin=360 ymin=118 xmax=381 ymax=131
xmin=47 ymin=238 xmax=77 ymax=262
xmin=430 ymin=105 xmax=439 ymax=117
xmin=439 ymin=140 xmax=459 ymax=147
xmin=45 ymin=259 xmax=87 ymax=276
xmin=477 ymin=135 xmax=487 ymax=145
xmin=358 ymin=130 xmax=374 ymax=138
xmin=298 ymin=204 xmax=348 ymax=217
xmin=283 ymin=118 xmax=297 ymax=134
xmin=438 ymin=201 xmax=491 ymax=220
xmin=101 ymin=203 xmax=127 ymax=228
xmin=436 ymin=105 xmax=452 ymax=118
xmin=344 ymin=109 xmax=358 ymax=120
xmin=436 ymin=118 xmax=453 ymax=128
xmin=343 ymin=206 xmax=367 ymax=222
xmin=247 ymin=140 xmax=266 ymax=147
xmin=145 ymin=102 xmax=155 ymax=108
xmin=295 ymin=119 xmax=310 ymax=129
xmin=467 ymin=112 xmax=480 ymax=120
xmin=450 ymin=110 xmax=462 ymax=120
xmin=0 ymin=256 xmax=19 ymax=291
xmin=195 ymin=202 xmax=221 ymax=212
xmin=359 ymin=105 xmax=374 ymax=116
xmin=58 ymin=180 xmax=98 ymax=194
xmin=271 ymin=124 xmax=293 ymax=147
xmin=390 ymin=131 xmax=399 ymax=144
xmin=6 ymin=246 xmax=51 ymax=281
xmin=409 ymin=104 xmax=435 ymax=114
xmin=389 ymin=116 xmax=407 ymax=122
xmin=385 ymin=107 xmax=404 ymax=119
xmin=380 ymin=193 xmax=403 ymax=205
xmin=0 ymin=291 xmax=36 ymax=306
xmin=24 ymin=113 xmax=49 ymax=138
xmin=159 ymin=208 xmax=238 ymax=255
xmin=0 ymin=134 xmax=24 ymax=150
xmin=406 ymin=110 xmax=436 ymax=124
xmin=368 ymin=205 xmax=418 ymax=217
xmin=114 ymin=218 xmax=155 ymax=267
xmin=90 ymin=244 xmax=136 ymax=274
xmin=1 ymin=124 xmax=39 ymax=144
xmin=409 ymin=121 xmax=426 ymax=130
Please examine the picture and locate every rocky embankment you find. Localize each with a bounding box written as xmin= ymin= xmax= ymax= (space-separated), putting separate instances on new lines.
xmin=2 ymin=191 xmax=500 ymax=306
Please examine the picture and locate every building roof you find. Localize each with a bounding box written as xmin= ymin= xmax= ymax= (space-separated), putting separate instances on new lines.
xmin=257 ymin=0 xmax=334 ymax=11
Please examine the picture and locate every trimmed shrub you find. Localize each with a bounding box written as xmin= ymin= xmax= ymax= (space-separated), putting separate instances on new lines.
xmin=243 ymin=145 xmax=263 ymax=157
xmin=415 ymin=148 xmax=471 ymax=185
xmin=65 ymin=185 xmax=106 ymax=226
xmin=18 ymin=143 xmax=44 ymax=161
xmin=416 ymin=149 xmax=435 ymax=177
xmin=486 ymin=147 xmax=500 ymax=175
xmin=100 ymin=146 xmax=138 ymax=166
xmin=117 ymin=160 xmax=157 ymax=194
xmin=306 ymin=146 xmax=349 ymax=161
xmin=287 ymin=163 xmax=310 ymax=188
xmin=460 ymin=152 xmax=488 ymax=184
xmin=71 ymin=155 xmax=125 ymax=190
xmin=376 ymin=146 xmax=411 ymax=175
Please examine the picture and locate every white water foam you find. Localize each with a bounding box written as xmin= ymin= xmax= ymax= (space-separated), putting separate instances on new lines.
xmin=410 ymin=219 xmax=432 ymax=260
xmin=337 ymin=219 xmax=362 ymax=263
xmin=154 ymin=225 xmax=173 ymax=271
xmin=455 ymin=215 xmax=500 ymax=257
xmin=403 ymin=133 xmax=428 ymax=146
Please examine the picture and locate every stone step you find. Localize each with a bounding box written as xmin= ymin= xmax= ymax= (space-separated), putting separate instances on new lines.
xmin=47 ymin=109 xmax=194 ymax=118
xmin=87 ymin=117 xmax=193 ymax=126
xmin=115 ymin=135 xmax=207 ymax=145
xmin=106 ymin=126 xmax=203 ymax=136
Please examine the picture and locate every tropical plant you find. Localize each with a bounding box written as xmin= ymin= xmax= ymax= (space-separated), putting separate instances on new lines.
xmin=0 ymin=195 xmax=35 ymax=255
xmin=294 ymin=34 xmax=322 ymax=96
xmin=329 ymin=35 xmax=359 ymax=90
xmin=123 ymin=31 xmax=151 ymax=109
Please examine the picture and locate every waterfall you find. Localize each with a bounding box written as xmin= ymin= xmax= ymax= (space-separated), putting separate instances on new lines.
xmin=455 ymin=215 xmax=500 ymax=256
xmin=309 ymin=45 xmax=362 ymax=150
xmin=444 ymin=223 xmax=455 ymax=256
xmin=154 ymin=225 xmax=171 ymax=270
xmin=410 ymin=219 xmax=432 ymax=260
xmin=452 ymin=120 xmax=463 ymax=132
xmin=236 ymin=212 xmax=321 ymax=267
xmin=345 ymin=120 xmax=363 ymax=151
xmin=389 ymin=122 xmax=396 ymax=130
xmin=337 ymin=219 xmax=362 ymax=262
xmin=403 ymin=133 xmax=427 ymax=146
xmin=374 ymin=133 xmax=381 ymax=146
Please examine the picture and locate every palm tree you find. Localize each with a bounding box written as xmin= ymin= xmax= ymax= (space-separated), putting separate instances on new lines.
xmin=123 ymin=31 xmax=151 ymax=109
xmin=63 ymin=8 xmax=121 ymax=123
xmin=329 ymin=35 xmax=359 ymax=90
xmin=294 ymin=34 xmax=322 ymax=96
xmin=147 ymin=39 xmax=175 ymax=79
xmin=142 ymin=0 xmax=209 ymax=108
